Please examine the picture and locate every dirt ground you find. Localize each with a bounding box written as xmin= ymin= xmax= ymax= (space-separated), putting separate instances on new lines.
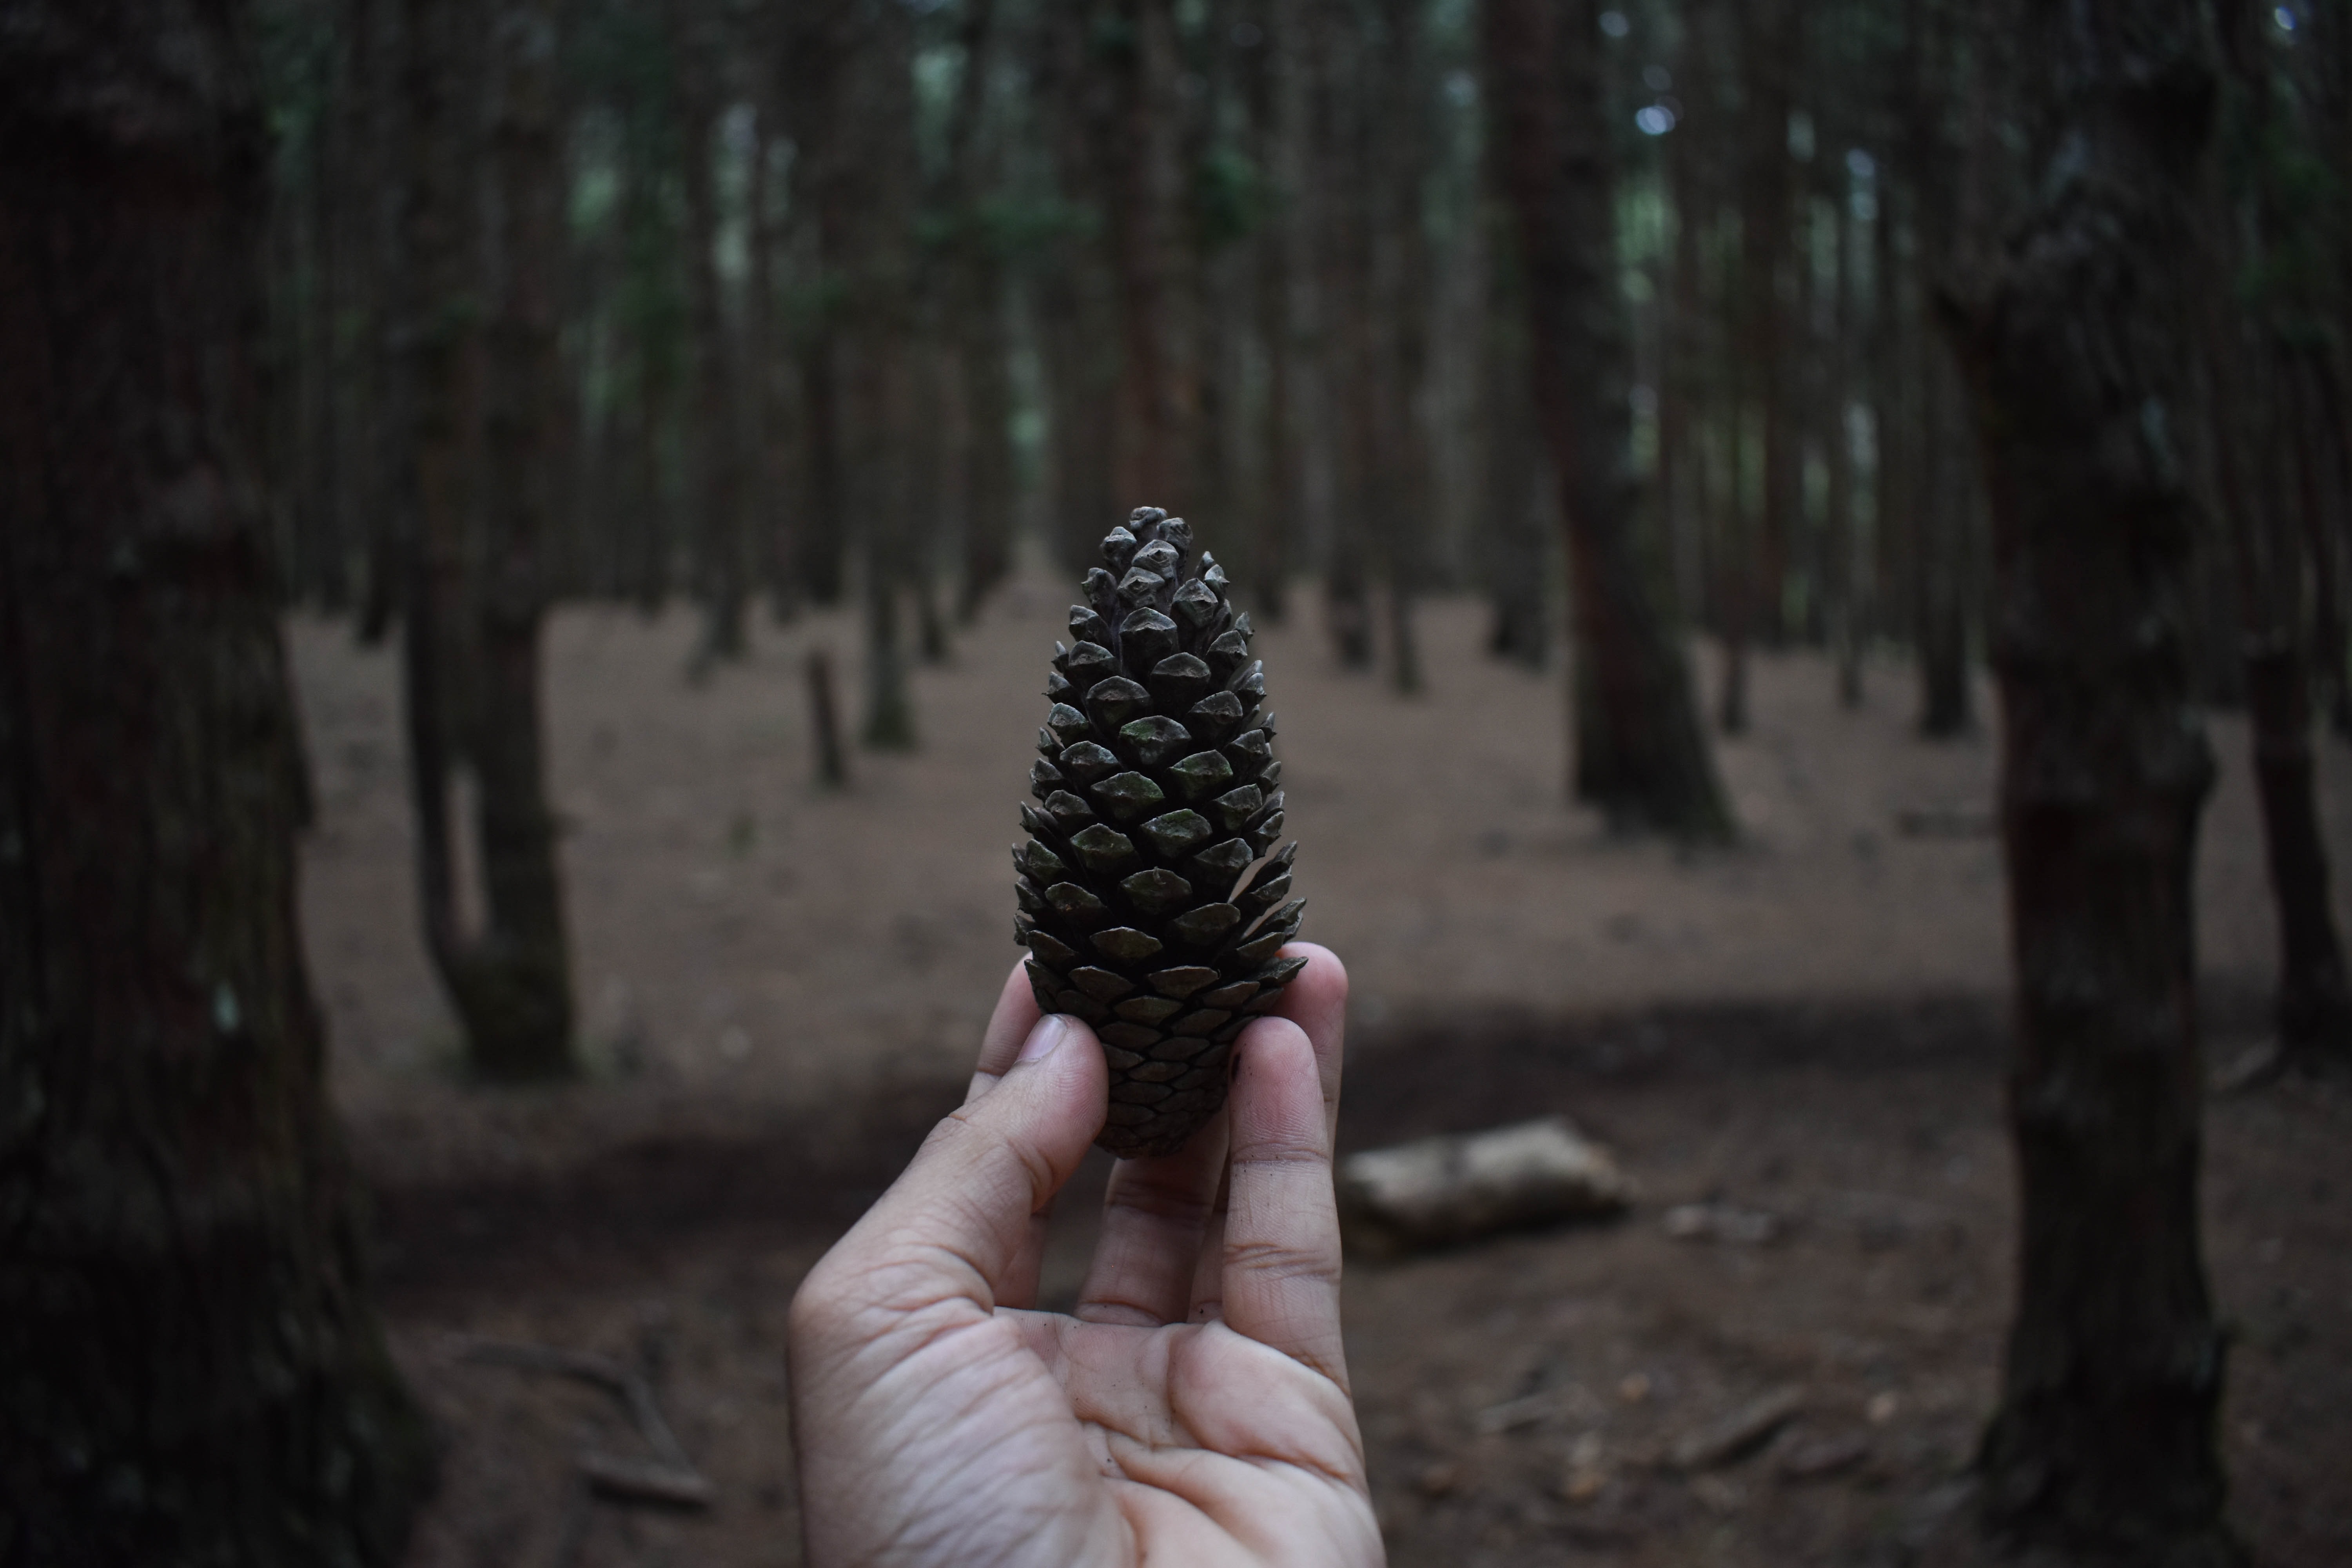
xmin=285 ymin=576 xmax=2352 ymax=1567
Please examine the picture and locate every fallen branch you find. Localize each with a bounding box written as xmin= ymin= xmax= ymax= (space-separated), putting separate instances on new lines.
xmin=453 ymin=1336 xmax=715 ymax=1508
xmin=1668 ymin=1386 xmax=1806 ymax=1471
xmin=1336 ymin=1117 xmax=1634 ymax=1257
xmin=576 ymin=1452 xmax=719 ymax=1508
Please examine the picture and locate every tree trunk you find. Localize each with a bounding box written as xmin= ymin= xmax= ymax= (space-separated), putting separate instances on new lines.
xmin=1243 ymin=0 xmax=1300 ymax=622
xmin=1871 ymin=172 xmax=1914 ymax=688
xmin=402 ymin=0 xmax=575 ymax=1079
xmin=1915 ymin=347 xmax=1975 ymax=735
xmin=1373 ymin=0 xmax=1430 ymax=695
xmin=0 ymin=3 xmax=435 ymax=1557
xmin=2209 ymin=0 xmax=2352 ymax=1063
xmin=674 ymin=0 xmax=746 ymax=670
xmin=1911 ymin=0 xmax=1985 ymax=739
xmin=1480 ymin=194 xmax=1550 ymax=670
xmin=1032 ymin=0 xmax=1125 ymax=573
xmin=477 ymin=0 xmax=578 ymax=1073
xmin=2281 ymin=341 xmax=2352 ymax=737
xmin=1941 ymin=0 xmax=2238 ymax=1557
xmin=746 ymin=101 xmax=799 ymax=622
xmin=1826 ymin=181 xmax=1864 ymax=708
xmin=356 ymin=0 xmax=409 ymax=642
xmin=1483 ymin=0 xmax=1733 ymax=841
xmin=955 ymin=255 xmax=1015 ymax=619
xmin=1315 ymin=0 xmax=1375 ymax=671
xmin=837 ymin=0 xmax=920 ymax=746
xmin=1108 ymin=0 xmax=1191 ymax=510
xmin=2245 ymin=638 xmax=2352 ymax=1056
xmin=1659 ymin=83 xmax=1703 ymax=646
xmin=797 ymin=324 xmax=849 ymax=603
xmin=1737 ymin=0 xmax=1798 ymax=649
xmin=944 ymin=0 xmax=1014 ymax=621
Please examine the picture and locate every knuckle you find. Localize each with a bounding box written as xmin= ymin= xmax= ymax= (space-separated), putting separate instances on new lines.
xmin=1224 ymin=1233 xmax=1340 ymax=1289
xmin=1105 ymin=1178 xmax=1218 ymax=1232
xmin=787 ymin=1267 xmax=858 ymax=1345
xmin=939 ymin=1100 xmax=1059 ymax=1210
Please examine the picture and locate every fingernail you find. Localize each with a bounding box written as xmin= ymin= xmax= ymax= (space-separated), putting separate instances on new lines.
xmin=1017 ymin=1014 xmax=1071 ymax=1064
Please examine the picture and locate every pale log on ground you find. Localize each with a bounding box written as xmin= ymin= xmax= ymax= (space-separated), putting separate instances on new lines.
xmin=1336 ymin=1116 xmax=1634 ymax=1256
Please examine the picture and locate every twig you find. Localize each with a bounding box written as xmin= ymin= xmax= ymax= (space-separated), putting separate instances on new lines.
xmin=576 ymin=1452 xmax=719 ymax=1509
xmin=453 ymin=1335 xmax=715 ymax=1508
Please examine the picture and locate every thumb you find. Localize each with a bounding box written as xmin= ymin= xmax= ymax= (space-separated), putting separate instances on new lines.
xmin=830 ymin=1013 xmax=1107 ymax=1314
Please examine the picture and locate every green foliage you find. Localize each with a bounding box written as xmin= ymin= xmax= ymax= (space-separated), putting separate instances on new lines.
xmin=1192 ymin=142 xmax=1262 ymax=252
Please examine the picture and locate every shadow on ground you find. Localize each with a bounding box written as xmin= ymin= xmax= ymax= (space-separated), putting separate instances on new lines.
xmin=375 ymin=981 xmax=2346 ymax=1568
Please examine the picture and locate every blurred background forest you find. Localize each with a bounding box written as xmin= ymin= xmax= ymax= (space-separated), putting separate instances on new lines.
xmin=259 ymin=0 xmax=2269 ymax=728
xmin=8 ymin=0 xmax=2352 ymax=1563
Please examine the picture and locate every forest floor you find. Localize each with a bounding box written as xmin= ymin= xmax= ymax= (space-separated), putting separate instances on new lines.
xmin=287 ymin=577 xmax=2352 ymax=1568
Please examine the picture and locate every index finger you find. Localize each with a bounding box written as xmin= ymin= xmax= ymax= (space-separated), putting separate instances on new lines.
xmin=965 ymin=958 xmax=1045 ymax=1103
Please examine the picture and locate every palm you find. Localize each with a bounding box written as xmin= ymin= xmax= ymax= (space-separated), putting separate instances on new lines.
xmin=788 ymin=947 xmax=1382 ymax=1568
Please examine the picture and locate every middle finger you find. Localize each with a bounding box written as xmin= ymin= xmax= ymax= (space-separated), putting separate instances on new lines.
xmin=1072 ymin=1111 xmax=1232 ymax=1325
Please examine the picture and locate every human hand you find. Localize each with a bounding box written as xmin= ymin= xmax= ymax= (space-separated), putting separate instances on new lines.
xmin=787 ymin=943 xmax=1381 ymax=1568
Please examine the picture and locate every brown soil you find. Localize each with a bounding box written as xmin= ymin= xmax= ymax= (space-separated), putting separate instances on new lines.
xmin=286 ymin=577 xmax=2352 ymax=1567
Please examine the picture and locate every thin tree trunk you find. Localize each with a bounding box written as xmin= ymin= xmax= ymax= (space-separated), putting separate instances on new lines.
xmin=0 ymin=3 xmax=436 ymax=1555
xmin=943 ymin=0 xmax=1012 ymax=621
xmin=402 ymin=0 xmax=574 ymax=1079
xmin=675 ymin=0 xmax=746 ymax=669
xmin=1373 ymin=0 xmax=1430 ymax=694
xmin=1032 ymin=0 xmax=1124 ymax=572
xmin=1739 ymin=0 xmax=1798 ymax=649
xmin=1244 ymin=0 xmax=1299 ymax=622
xmin=806 ymin=648 xmax=849 ymax=787
xmin=1915 ymin=0 xmax=1988 ymax=739
xmin=475 ymin=0 xmax=577 ymax=1074
xmin=2283 ymin=342 xmax=2352 ymax=736
xmin=1316 ymin=0 xmax=1375 ymax=670
xmin=1941 ymin=0 xmax=2237 ymax=1554
xmin=356 ymin=0 xmax=408 ymax=642
xmin=1828 ymin=181 xmax=1864 ymax=707
xmin=1484 ymin=0 xmax=1734 ymax=840
xmin=837 ymin=0 xmax=920 ymax=746
xmin=746 ymin=102 xmax=798 ymax=621
xmin=956 ymin=257 xmax=1015 ymax=619
xmin=1480 ymin=182 xmax=1549 ymax=669
xmin=2208 ymin=0 xmax=2352 ymax=1062
xmin=1915 ymin=347 xmax=1974 ymax=735
xmin=1109 ymin=0 xmax=1189 ymax=508
xmin=1659 ymin=87 xmax=1702 ymax=641
xmin=798 ymin=327 xmax=849 ymax=602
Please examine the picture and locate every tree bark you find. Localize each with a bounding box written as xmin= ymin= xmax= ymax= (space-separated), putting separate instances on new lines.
xmin=1478 ymin=132 xmax=1549 ymax=669
xmin=1372 ymin=0 xmax=1430 ymax=694
xmin=673 ymin=0 xmax=747 ymax=670
xmin=943 ymin=0 xmax=1014 ymax=621
xmin=401 ymin=0 xmax=576 ymax=1079
xmin=745 ymin=98 xmax=799 ymax=622
xmin=1940 ymin=0 xmax=2238 ymax=1557
xmin=1241 ymin=0 xmax=1300 ymax=622
xmin=1031 ymin=0 xmax=1125 ymax=572
xmin=2208 ymin=0 xmax=2352 ymax=1063
xmin=1915 ymin=345 xmax=1975 ymax=735
xmin=1483 ymin=0 xmax=1734 ymax=841
xmin=1314 ymin=0 xmax=1375 ymax=670
xmin=1106 ymin=0 xmax=1192 ymax=512
xmin=1737 ymin=0 xmax=1798 ymax=650
xmin=0 ymin=3 xmax=435 ymax=1557
xmin=1826 ymin=182 xmax=1864 ymax=708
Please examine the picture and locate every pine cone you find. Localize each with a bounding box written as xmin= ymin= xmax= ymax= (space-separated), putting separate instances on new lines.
xmin=1014 ymin=507 xmax=1305 ymax=1159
